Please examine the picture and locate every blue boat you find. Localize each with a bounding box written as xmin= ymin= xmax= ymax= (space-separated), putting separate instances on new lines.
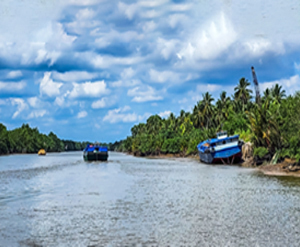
xmin=197 ymin=131 xmax=243 ymax=164
xmin=83 ymin=144 xmax=108 ymax=161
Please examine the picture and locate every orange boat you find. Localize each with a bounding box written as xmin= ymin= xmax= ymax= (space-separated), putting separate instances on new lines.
xmin=38 ymin=149 xmax=46 ymax=155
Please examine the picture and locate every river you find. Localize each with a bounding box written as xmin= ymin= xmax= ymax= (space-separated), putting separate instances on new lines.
xmin=1 ymin=151 xmax=300 ymax=246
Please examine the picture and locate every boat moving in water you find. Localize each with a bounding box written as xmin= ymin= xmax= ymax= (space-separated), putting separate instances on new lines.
xmin=83 ymin=144 xmax=108 ymax=161
xmin=38 ymin=149 xmax=46 ymax=155
xmin=197 ymin=131 xmax=243 ymax=164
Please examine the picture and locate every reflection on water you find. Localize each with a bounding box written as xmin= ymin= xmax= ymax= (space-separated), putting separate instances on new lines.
xmin=1 ymin=152 xmax=300 ymax=246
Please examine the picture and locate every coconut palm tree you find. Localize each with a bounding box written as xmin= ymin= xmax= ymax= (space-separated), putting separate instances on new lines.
xmin=146 ymin=115 xmax=162 ymax=134
xmin=192 ymin=102 xmax=204 ymax=128
xmin=247 ymin=100 xmax=281 ymax=154
xmin=200 ymin=92 xmax=215 ymax=129
xmin=234 ymin=78 xmax=253 ymax=110
xmin=271 ymin=84 xmax=286 ymax=104
xmin=216 ymin=91 xmax=231 ymax=123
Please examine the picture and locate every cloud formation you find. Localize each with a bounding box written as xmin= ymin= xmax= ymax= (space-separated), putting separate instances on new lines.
xmin=0 ymin=0 xmax=299 ymax=141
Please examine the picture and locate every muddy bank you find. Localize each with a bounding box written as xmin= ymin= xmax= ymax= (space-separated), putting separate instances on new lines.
xmin=130 ymin=150 xmax=300 ymax=178
xmin=259 ymin=159 xmax=300 ymax=177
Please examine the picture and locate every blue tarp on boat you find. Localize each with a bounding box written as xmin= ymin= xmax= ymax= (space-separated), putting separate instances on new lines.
xmin=84 ymin=144 xmax=108 ymax=152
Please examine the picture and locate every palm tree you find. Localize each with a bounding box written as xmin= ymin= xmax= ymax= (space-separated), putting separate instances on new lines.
xmin=200 ymin=92 xmax=215 ymax=129
xmin=131 ymin=123 xmax=146 ymax=137
xmin=167 ymin=112 xmax=177 ymax=131
xmin=271 ymin=84 xmax=286 ymax=104
xmin=234 ymin=78 xmax=253 ymax=110
xmin=192 ymin=102 xmax=204 ymax=128
xmin=247 ymin=100 xmax=281 ymax=153
xmin=216 ymin=91 xmax=231 ymax=123
xmin=146 ymin=115 xmax=162 ymax=134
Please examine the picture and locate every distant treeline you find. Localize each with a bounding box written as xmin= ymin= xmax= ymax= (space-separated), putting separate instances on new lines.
xmin=114 ymin=78 xmax=300 ymax=162
xmin=0 ymin=123 xmax=117 ymax=155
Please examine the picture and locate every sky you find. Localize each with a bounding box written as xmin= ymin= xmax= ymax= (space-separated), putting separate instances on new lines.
xmin=0 ymin=0 xmax=300 ymax=142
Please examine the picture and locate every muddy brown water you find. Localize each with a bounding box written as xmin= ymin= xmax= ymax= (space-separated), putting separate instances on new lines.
xmin=1 ymin=152 xmax=300 ymax=246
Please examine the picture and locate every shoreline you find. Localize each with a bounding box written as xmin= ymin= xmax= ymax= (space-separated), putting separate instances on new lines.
xmin=130 ymin=152 xmax=300 ymax=178
xmin=259 ymin=160 xmax=300 ymax=177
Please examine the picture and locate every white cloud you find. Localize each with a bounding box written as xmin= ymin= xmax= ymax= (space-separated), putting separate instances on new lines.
xmin=157 ymin=38 xmax=180 ymax=60
xmin=170 ymin=3 xmax=192 ymax=12
xmin=242 ymin=39 xmax=285 ymax=57
xmin=11 ymin=98 xmax=28 ymax=119
xmin=196 ymin=84 xmax=222 ymax=93
xmin=68 ymin=0 xmax=100 ymax=5
xmin=76 ymin=8 xmax=95 ymax=20
xmin=40 ymin=72 xmax=63 ymax=97
xmin=142 ymin=21 xmax=156 ymax=32
xmin=168 ymin=14 xmax=187 ymax=29
xmin=127 ymin=85 xmax=163 ymax=102
xmin=52 ymin=71 xmax=99 ymax=82
xmin=118 ymin=2 xmax=138 ymax=20
xmin=159 ymin=110 xmax=171 ymax=118
xmin=91 ymin=98 xmax=107 ymax=109
xmin=121 ymin=67 xmax=135 ymax=79
xmin=36 ymin=22 xmax=76 ymax=47
xmin=17 ymin=23 xmax=76 ymax=66
xmin=0 ymin=81 xmax=26 ymax=91
xmin=178 ymin=12 xmax=237 ymax=61
xmin=140 ymin=9 xmax=161 ymax=19
xmin=77 ymin=110 xmax=88 ymax=118
xmin=27 ymin=97 xmax=42 ymax=108
xmin=139 ymin=0 xmax=168 ymax=8
xmin=54 ymin=96 xmax=65 ymax=107
xmin=27 ymin=110 xmax=47 ymax=119
xmin=7 ymin=70 xmax=22 ymax=79
xmin=94 ymin=29 xmax=143 ymax=49
xmin=260 ymin=75 xmax=300 ymax=96
xmin=149 ymin=69 xmax=180 ymax=83
xmin=92 ymin=54 xmax=143 ymax=69
xmin=69 ymin=80 xmax=109 ymax=98
xmin=111 ymin=79 xmax=140 ymax=88
xmin=103 ymin=106 xmax=138 ymax=123
xmin=294 ymin=63 xmax=300 ymax=71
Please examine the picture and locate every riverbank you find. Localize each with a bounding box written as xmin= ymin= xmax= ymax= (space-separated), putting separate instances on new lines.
xmin=131 ymin=152 xmax=300 ymax=178
xmin=259 ymin=159 xmax=300 ymax=177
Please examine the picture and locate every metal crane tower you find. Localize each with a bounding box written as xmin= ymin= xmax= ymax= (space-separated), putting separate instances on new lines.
xmin=251 ymin=66 xmax=261 ymax=105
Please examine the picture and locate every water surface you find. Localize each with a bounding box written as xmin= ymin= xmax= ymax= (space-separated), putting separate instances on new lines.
xmin=1 ymin=152 xmax=300 ymax=246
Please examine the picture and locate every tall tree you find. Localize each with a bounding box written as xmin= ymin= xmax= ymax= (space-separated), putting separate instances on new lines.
xmin=271 ymin=84 xmax=286 ymax=104
xmin=201 ymin=92 xmax=215 ymax=129
xmin=234 ymin=78 xmax=253 ymax=110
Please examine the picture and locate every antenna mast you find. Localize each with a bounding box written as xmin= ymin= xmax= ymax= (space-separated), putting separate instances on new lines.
xmin=251 ymin=66 xmax=261 ymax=105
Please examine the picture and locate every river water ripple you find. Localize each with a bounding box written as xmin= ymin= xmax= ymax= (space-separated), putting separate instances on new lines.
xmin=1 ymin=152 xmax=300 ymax=246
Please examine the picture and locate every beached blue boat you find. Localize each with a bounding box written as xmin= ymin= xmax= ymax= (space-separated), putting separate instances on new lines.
xmin=83 ymin=144 xmax=108 ymax=161
xmin=197 ymin=131 xmax=243 ymax=164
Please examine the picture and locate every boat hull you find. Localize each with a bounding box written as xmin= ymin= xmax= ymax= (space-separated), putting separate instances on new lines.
xmin=38 ymin=149 xmax=46 ymax=155
xmin=199 ymin=146 xmax=242 ymax=164
xmin=83 ymin=152 xmax=108 ymax=161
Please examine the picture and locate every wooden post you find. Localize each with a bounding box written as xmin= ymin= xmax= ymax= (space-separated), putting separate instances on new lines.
xmin=231 ymin=155 xmax=235 ymax=164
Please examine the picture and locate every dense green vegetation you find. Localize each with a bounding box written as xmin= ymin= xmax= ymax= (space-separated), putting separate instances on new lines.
xmin=116 ymin=79 xmax=300 ymax=162
xmin=0 ymin=123 xmax=90 ymax=155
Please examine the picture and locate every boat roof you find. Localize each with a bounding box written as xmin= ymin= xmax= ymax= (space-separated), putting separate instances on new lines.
xmin=84 ymin=144 xmax=108 ymax=152
xmin=197 ymin=134 xmax=239 ymax=147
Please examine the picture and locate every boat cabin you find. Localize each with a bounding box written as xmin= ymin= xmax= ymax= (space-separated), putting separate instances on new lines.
xmin=216 ymin=131 xmax=228 ymax=139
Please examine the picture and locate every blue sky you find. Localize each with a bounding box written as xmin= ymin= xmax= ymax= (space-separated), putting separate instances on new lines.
xmin=0 ymin=0 xmax=300 ymax=142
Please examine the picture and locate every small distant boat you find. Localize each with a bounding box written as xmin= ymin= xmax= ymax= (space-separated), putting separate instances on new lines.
xmin=83 ymin=144 xmax=108 ymax=161
xmin=197 ymin=131 xmax=243 ymax=164
xmin=38 ymin=149 xmax=46 ymax=155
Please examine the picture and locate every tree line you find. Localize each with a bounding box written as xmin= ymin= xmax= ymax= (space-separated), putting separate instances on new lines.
xmin=0 ymin=123 xmax=90 ymax=155
xmin=115 ymin=78 xmax=300 ymax=162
